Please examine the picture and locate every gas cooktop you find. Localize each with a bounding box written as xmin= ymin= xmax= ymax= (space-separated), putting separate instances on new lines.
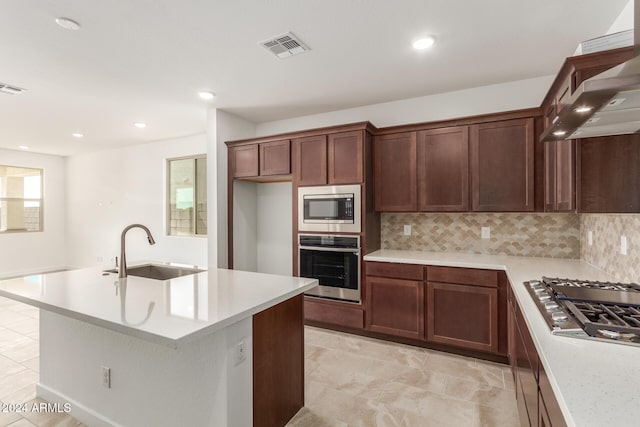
xmin=525 ymin=277 xmax=640 ymax=346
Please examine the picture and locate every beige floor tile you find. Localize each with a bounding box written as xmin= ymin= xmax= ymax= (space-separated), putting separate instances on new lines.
xmin=0 ymin=354 xmax=28 ymax=376
xmin=474 ymin=403 xmax=522 ymax=427
xmin=0 ymin=313 xmax=31 ymax=329
xmin=0 ymin=402 xmax=23 ymax=427
xmin=443 ymin=376 xmax=518 ymax=416
xmin=3 ymin=319 xmax=39 ymax=336
xmin=286 ymin=407 xmax=349 ymax=427
xmin=2 ymin=385 xmax=37 ymax=408
xmin=21 ymin=399 xmax=80 ymax=427
xmin=425 ymin=352 xmax=505 ymax=389
xmin=20 ymin=358 xmax=39 ymax=373
xmin=0 ymin=330 xmax=26 ymax=349
xmin=0 ymin=339 xmax=38 ymax=364
xmin=6 ymin=418 xmax=38 ymax=427
xmin=0 ymin=370 xmax=38 ymax=402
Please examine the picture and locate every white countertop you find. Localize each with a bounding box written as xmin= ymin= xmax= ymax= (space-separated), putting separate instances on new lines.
xmin=364 ymin=249 xmax=640 ymax=427
xmin=0 ymin=262 xmax=317 ymax=348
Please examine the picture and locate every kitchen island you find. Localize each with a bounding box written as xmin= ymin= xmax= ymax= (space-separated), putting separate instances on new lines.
xmin=0 ymin=263 xmax=317 ymax=427
xmin=364 ymin=250 xmax=640 ymax=427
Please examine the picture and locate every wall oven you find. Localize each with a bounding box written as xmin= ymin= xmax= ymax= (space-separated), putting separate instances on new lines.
xmin=298 ymin=185 xmax=361 ymax=233
xmin=298 ymin=234 xmax=360 ymax=303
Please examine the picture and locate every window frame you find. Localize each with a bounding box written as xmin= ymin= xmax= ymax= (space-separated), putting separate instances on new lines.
xmin=0 ymin=165 xmax=44 ymax=233
xmin=166 ymin=154 xmax=207 ymax=237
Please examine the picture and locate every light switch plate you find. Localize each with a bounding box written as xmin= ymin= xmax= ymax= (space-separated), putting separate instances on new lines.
xmin=588 ymin=231 xmax=593 ymax=246
xmin=621 ymin=235 xmax=628 ymax=255
xmin=403 ymin=225 xmax=411 ymax=236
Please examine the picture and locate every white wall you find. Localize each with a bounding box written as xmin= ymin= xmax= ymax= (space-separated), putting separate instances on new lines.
xmin=606 ymin=0 xmax=634 ymax=34
xmin=207 ymin=109 xmax=256 ymax=269
xmin=0 ymin=149 xmax=66 ymax=278
xmin=65 ymin=134 xmax=207 ymax=269
xmin=232 ymin=180 xmax=258 ymax=272
xmin=257 ymin=182 xmax=292 ymax=276
xmin=255 ymin=75 xmax=554 ymax=136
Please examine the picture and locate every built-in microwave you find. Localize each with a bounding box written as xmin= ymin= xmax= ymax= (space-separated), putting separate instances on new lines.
xmin=298 ymin=184 xmax=361 ymax=233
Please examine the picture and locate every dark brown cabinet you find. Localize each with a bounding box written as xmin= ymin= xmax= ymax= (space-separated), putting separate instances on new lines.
xmin=508 ymin=286 xmax=567 ymax=427
xmin=231 ymin=144 xmax=259 ymax=178
xmin=293 ymin=135 xmax=327 ymax=186
xmin=230 ymin=139 xmax=291 ymax=179
xmin=417 ymin=126 xmax=469 ymax=211
xmin=426 ymin=266 xmax=499 ymax=353
xmin=294 ymin=131 xmax=364 ymax=186
xmin=470 ymin=118 xmax=535 ymax=211
xmin=260 ymin=139 xmax=291 ymax=176
xmin=304 ymin=297 xmax=364 ymax=330
xmin=328 ymin=131 xmax=363 ymax=184
xmin=579 ymin=134 xmax=640 ymax=213
xmin=544 ymin=140 xmax=575 ymax=212
xmin=373 ymin=132 xmax=417 ymax=211
xmin=365 ymin=262 xmax=425 ymax=340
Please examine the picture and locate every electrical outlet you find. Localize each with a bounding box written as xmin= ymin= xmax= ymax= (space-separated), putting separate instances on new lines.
xmin=621 ymin=236 xmax=628 ymax=256
xmin=403 ymin=225 xmax=412 ymax=236
xmin=101 ymin=366 xmax=111 ymax=388
xmin=481 ymin=227 xmax=490 ymax=239
xmin=588 ymin=230 xmax=593 ymax=246
xmin=235 ymin=340 xmax=247 ymax=365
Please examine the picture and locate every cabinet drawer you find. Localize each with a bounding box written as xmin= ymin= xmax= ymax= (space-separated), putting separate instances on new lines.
xmin=304 ymin=298 xmax=364 ymax=329
xmin=366 ymin=262 xmax=424 ymax=281
xmin=427 ymin=266 xmax=498 ymax=288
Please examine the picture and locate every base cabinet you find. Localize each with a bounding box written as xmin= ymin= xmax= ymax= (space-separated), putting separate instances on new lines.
xmin=304 ymin=297 xmax=364 ymax=330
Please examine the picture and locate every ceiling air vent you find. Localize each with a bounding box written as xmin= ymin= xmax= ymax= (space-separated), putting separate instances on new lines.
xmin=259 ymin=32 xmax=310 ymax=59
xmin=0 ymin=83 xmax=26 ymax=95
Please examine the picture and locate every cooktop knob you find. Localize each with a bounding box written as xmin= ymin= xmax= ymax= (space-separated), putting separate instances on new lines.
xmin=538 ymin=294 xmax=551 ymax=302
xmin=544 ymin=302 xmax=559 ymax=311
xmin=551 ymin=311 xmax=568 ymax=323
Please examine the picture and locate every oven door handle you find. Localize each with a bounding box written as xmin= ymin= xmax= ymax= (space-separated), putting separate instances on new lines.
xmin=298 ymin=246 xmax=359 ymax=254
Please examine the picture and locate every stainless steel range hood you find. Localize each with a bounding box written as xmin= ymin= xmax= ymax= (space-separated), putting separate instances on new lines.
xmin=541 ymin=1 xmax=639 ymax=142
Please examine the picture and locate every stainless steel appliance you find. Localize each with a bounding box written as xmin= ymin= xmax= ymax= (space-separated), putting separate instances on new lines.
xmin=525 ymin=277 xmax=640 ymax=346
xmin=298 ymin=185 xmax=361 ymax=233
xmin=298 ymin=234 xmax=360 ymax=303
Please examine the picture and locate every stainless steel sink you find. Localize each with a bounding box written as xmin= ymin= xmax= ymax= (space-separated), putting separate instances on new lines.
xmin=103 ymin=264 xmax=205 ymax=280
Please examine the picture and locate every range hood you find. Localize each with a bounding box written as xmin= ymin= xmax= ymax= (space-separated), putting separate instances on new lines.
xmin=541 ymin=2 xmax=639 ymax=142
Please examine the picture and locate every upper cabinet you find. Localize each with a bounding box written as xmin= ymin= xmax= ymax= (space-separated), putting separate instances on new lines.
xmin=579 ymin=134 xmax=640 ymax=213
xmin=417 ymin=126 xmax=469 ymax=212
xmin=230 ymin=139 xmax=291 ymax=179
xmin=470 ymin=118 xmax=535 ymax=212
xmin=374 ymin=132 xmax=417 ymax=211
xmin=293 ymin=131 xmax=364 ymax=186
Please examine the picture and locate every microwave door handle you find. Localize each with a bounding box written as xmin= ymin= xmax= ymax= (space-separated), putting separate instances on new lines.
xmin=298 ymin=246 xmax=359 ymax=254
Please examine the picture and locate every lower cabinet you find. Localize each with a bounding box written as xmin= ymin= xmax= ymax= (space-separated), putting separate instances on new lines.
xmin=364 ymin=262 xmax=506 ymax=357
xmin=508 ymin=287 xmax=567 ymax=427
xmin=304 ymin=297 xmax=364 ymax=330
xmin=365 ymin=262 xmax=425 ymax=340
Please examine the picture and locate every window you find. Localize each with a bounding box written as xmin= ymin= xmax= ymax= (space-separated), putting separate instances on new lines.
xmin=167 ymin=155 xmax=207 ymax=236
xmin=0 ymin=165 xmax=43 ymax=232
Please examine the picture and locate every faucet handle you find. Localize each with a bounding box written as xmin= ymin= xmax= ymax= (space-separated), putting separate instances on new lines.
xmin=114 ymin=256 xmax=119 ymax=268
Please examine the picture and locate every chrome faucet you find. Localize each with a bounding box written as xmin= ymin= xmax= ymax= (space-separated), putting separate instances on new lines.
xmin=119 ymin=224 xmax=156 ymax=278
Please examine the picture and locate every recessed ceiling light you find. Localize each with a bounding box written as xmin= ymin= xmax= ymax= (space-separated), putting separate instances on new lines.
xmin=553 ymin=130 xmax=566 ymax=136
xmin=198 ymin=91 xmax=215 ymax=100
xmin=18 ymin=145 xmax=29 ymax=150
xmin=55 ymin=17 xmax=81 ymax=31
xmin=574 ymin=106 xmax=593 ymax=113
xmin=412 ymin=36 xmax=436 ymax=50
xmin=72 ymin=133 xmax=84 ymax=138
xmin=134 ymin=122 xmax=147 ymax=129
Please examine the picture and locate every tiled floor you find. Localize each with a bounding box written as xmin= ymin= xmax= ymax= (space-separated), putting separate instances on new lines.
xmin=0 ymin=296 xmax=518 ymax=426
xmin=287 ymin=326 xmax=519 ymax=427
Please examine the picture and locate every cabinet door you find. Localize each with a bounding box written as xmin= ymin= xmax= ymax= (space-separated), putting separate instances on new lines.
xmin=470 ymin=118 xmax=534 ymax=211
xmin=294 ymin=135 xmax=327 ymax=186
xmin=426 ymin=282 xmax=498 ymax=353
xmin=544 ymin=140 xmax=557 ymax=211
xmin=579 ymin=134 xmax=640 ymax=212
xmin=366 ymin=276 xmax=424 ymax=340
xmin=328 ymin=131 xmax=363 ymax=184
xmin=417 ymin=127 xmax=469 ymax=211
xmin=231 ymin=144 xmax=259 ymax=178
xmin=555 ymin=139 xmax=575 ymax=211
xmin=374 ymin=132 xmax=417 ymax=211
xmin=260 ymin=139 xmax=291 ymax=176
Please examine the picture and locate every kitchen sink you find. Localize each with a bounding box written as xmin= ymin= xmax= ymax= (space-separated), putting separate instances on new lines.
xmin=103 ymin=264 xmax=205 ymax=280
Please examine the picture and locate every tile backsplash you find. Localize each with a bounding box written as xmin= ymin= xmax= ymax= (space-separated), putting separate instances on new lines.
xmin=580 ymin=214 xmax=640 ymax=282
xmin=381 ymin=213 xmax=580 ymax=258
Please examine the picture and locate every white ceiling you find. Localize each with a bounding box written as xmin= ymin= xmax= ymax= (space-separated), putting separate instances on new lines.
xmin=0 ymin=0 xmax=630 ymax=156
